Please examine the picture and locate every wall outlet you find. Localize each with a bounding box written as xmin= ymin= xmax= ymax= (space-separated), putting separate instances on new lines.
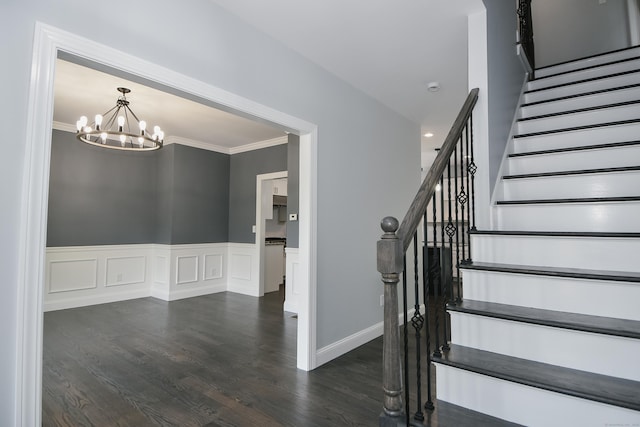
xmin=252 ymin=225 xmax=256 ymax=233
xmin=289 ymin=213 xmax=298 ymax=221
xmin=380 ymin=294 xmax=384 ymax=307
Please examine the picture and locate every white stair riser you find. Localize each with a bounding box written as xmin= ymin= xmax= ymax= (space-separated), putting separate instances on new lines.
xmin=462 ymin=269 xmax=640 ymax=321
xmin=514 ymin=122 xmax=640 ymax=152
xmin=450 ymin=313 xmax=640 ymax=381
xmin=535 ymin=48 xmax=640 ymax=78
xmin=517 ymin=103 xmax=640 ymax=134
xmin=501 ymin=171 xmax=640 ymax=200
xmin=495 ymin=202 xmax=640 ymax=233
xmin=520 ymin=85 xmax=640 ymax=118
xmin=529 ymin=58 xmax=640 ymax=91
xmin=508 ymin=145 xmax=640 ymax=174
xmin=471 ymin=234 xmax=640 ymax=272
xmin=435 ymin=365 xmax=640 ymax=427
xmin=524 ymin=72 xmax=640 ymax=104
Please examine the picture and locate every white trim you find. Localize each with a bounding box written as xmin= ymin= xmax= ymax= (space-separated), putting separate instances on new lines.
xmin=164 ymin=135 xmax=231 ymax=154
xmin=283 ymin=247 xmax=300 ymax=314
xmin=315 ymin=305 xmax=425 ymax=368
xmin=19 ymin=22 xmax=318 ymax=425
xmin=228 ymin=136 xmax=288 ymax=155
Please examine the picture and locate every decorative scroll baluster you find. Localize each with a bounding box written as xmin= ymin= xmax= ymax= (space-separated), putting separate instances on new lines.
xmin=411 ymin=233 xmax=425 ymax=422
xmin=461 ymin=124 xmax=469 ymax=264
xmin=469 ymin=113 xmax=477 ymax=233
xmin=453 ymin=145 xmax=461 ymax=303
xmin=422 ymin=211 xmax=434 ymax=411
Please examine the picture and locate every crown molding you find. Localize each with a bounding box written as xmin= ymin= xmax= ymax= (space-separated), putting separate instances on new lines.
xmin=228 ymin=135 xmax=288 ymax=154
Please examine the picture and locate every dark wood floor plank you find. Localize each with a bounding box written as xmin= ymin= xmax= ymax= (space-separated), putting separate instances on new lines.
xmin=42 ymin=290 xmax=385 ymax=426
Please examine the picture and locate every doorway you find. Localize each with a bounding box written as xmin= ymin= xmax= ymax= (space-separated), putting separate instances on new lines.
xmin=18 ymin=22 xmax=318 ymax=425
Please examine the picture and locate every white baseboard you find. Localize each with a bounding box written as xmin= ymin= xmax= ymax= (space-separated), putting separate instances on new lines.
xmin=43 ymin=288 xmax=151 ymax=312
xmin=315 ymin=304 xmax=425 ymax=367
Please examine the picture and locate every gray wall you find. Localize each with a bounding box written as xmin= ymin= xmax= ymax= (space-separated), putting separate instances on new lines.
xmin=532 ymin=0 xmax=630 ymax=67
xmin=286 ymin=134 xmax=300 ymax=248
xmin=3 ymin=1 xmax=418 ymax=418
xmin=163 ymin=144 xmax=230 ymax=244
xmin=47 ymin=129 xmax=158 ymax=246
xmin=483 ymin=0 xmax=527 ymax=191
xmin=47 ymin=132 xmax=231 ymax=246
xmin=228 ymin=144 xmax=288 ymax=243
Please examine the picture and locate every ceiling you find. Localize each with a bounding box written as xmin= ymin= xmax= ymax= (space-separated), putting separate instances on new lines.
xmin=53 ymin=0 xmax=483 ymax=165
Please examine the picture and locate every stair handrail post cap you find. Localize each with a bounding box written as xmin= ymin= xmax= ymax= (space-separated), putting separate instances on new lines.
xmin=377 ymin=217 xmax=403 ymax=274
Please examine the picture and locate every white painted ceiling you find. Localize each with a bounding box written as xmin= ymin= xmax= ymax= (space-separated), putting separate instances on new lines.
xmin=212 ymin=0 xmax=484 ymax=167
xmin=54 ymin=0 xmax=483 ymax=165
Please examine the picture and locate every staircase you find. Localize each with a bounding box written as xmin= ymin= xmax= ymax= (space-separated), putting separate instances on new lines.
xmin=432 ymin=47 xmax=640 ymax=426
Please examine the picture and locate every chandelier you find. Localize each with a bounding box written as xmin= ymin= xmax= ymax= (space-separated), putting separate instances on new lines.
xmin=76 ymin=87 xmax=164 ymax=151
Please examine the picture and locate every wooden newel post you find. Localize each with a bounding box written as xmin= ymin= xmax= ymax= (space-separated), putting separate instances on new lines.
xmin=377 ymin=216 xmax=405 ymax=426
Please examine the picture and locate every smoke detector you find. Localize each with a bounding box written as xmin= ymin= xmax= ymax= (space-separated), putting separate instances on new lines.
xmin=426 ymin=81 xmax=441 ymax=92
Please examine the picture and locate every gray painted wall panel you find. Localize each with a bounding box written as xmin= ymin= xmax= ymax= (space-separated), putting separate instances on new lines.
xmin=47 ymin=130 xmax=157 ymax=246
xmin=483 ymin=0 xmax=526 ymax=191
xmin=169 ymin=144 xmax=230 ymax=244
xmin=533 ymin=0 xmax=630 ymax=68
xmin=155 ymin=144 xmax=175 ymax=244
xmin=286 ymin=134 xmax=300 ymax=248
xmin=228 ymin=144 xmax=288 ymax=243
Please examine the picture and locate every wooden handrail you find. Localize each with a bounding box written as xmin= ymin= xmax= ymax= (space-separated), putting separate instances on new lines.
xmin=396 ymin=88 xmax=479 ymax=252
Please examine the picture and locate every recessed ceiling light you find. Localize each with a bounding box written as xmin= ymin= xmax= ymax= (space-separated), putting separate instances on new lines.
xmin=423 ymin=132 xmax=434 ymax=138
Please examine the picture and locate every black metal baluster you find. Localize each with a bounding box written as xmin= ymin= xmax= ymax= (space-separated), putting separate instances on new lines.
xmin=461 ymin=124 xmax=469 ymax=265
xmin=431 ymin=192 xmax=442 ymax=359
xmin=440 ymin=172 xmax=451 ymax=352
xmin=411 ymin=233 xmax=424 ymax=422
xmin=402 ymin=255 xmax=410 ymax=427
xmin=422 ymin=211 xmax=434 ymax=411
xmin=453 ymin=145 xmax=461 ymax=304
xmin=469 ymin=113 xmax=477 ymax=233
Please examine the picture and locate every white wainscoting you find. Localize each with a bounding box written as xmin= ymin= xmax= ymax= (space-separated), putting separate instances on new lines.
xmin=151 ymin=243 xmax=228 ymax=301
xmin=44 ymin=243 xmax=254 ymax=311
xmin=284 ymin=248 xmax=300 ymax=314
xmin=44 ymin=245 xmax=153 ymax=311
xmin=226 ymin=243 xmax=260 ymax=297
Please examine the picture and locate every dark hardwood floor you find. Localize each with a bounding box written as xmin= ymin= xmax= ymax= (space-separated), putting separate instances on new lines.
xmin=42 ymin=289 xmax=385 ymax=426
xmin=44 ymin=285 xmax=504 ymax=426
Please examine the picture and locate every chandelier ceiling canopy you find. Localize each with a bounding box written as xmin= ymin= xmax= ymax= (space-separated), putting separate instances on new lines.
xmin=76 ymin=87 xmax=164 ymax=151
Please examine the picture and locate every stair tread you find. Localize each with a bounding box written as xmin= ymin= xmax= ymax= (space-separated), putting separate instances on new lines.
xmin=460 ymin=260 xmax=640 ymax=283
xmin=509 ymin=140 xmax=640 ymax=157
xmin=503 ymin=165 xmax=640 ymax=180
xmin=518 ymin=99 xmax=640 ymax=123
xmin=522 ymin=83 xmax=640 ymax=108
xmin=532 ymin=55 xmax=640 ymax=81
xmin=524 ymin=68 xmax=640 ymax=95
xmin=417 ymin=399 xmax=524 ymax=427
xmin=513 ymin=118 xmax=640 ymax=139
xmin=470 ymin=230 xmax=640 ymax=238
xmin=433 ymin=344 xmax=640 ymax=412
xmin=496 ymin=196 xmax=640 ymax=205
xmin=448 ymin=299 xmax=640 ymax=339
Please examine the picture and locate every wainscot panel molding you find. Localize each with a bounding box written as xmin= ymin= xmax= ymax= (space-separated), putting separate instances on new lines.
xmin=152 ymin=243 xmax=228 ymax=301
xmin=44 ymin=243 xmax=251 ymax=310
xmin=284 ymin=248 xmax=300 ymax=314
xmin=226 ymin=243 xmax=260 ymax=297
xmin=44 ymin=245 xmax=153 ymax=312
